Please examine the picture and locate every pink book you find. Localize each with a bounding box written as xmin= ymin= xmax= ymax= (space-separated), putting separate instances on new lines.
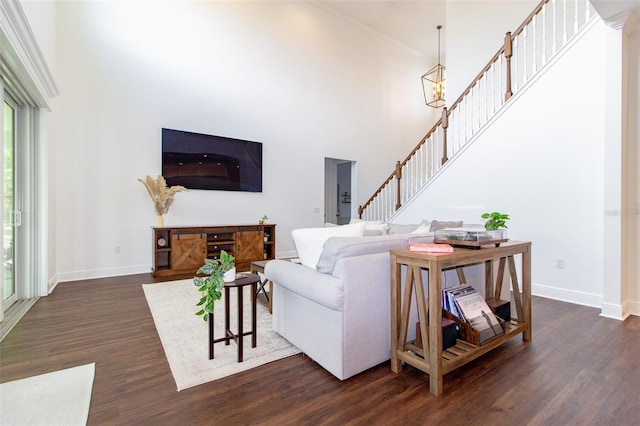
xmin=409 ymin=243 xmax=454 ymax=253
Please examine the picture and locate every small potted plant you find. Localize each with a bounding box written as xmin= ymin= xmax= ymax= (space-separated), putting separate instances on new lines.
xmin=194 ymin=250 xmax=235 ymax=321
xmin=219 ymin=250 xmax=236 ymax=282
xmin=259 ymin=214 xmax=268 ymax=225
xmin=481 ymin=211 xmax=510 ymax=239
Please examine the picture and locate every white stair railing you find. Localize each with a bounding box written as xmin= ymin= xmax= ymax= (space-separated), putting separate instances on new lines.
xmin=359 ymin=0 xmax=594 ymax=222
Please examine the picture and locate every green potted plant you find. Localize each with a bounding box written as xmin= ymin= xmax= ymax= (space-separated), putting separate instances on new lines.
xmin=259 ymin=214 xmax=268 ymax=225
xmin=219 ymin=250 xmax=236 ymax=282
xmin=194 ymin=250 xmax=235 ymax=321
xmin=481 ymin=211 xmax=510 ymax=239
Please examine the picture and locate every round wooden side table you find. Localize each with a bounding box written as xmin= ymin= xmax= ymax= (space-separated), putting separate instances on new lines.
xmin=208 ymin=274 xmax=259 ymax=362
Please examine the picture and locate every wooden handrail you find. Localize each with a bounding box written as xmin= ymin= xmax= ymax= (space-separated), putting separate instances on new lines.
xmin=358 ymin=118 xmax=442 ymax=217
xmin=512 ymin=0 xmax=549 ymax=39
xmin=400 ymin=118 xmax=443 ymax=168
xmin=446 ymin=46 xmax=505 ymax=114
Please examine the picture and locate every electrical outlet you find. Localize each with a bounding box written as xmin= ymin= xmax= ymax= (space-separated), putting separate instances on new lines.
xmin=115 ymin=245 xmax=121 ymax=254
xmin=555 ymin=257 xmax=565 ymax=268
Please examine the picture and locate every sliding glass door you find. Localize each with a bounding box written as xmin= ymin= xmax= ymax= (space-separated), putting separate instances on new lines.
xmin=3 ymin=98 xmax=16 ymax=311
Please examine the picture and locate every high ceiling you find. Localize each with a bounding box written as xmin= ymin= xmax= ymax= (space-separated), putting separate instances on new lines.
xmin=316 ymin=1 xmax=640 ymax=60
xmin=315 ymin=1 xmax=446 ymax=58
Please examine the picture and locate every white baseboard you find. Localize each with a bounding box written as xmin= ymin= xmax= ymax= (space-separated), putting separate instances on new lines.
xmin=623 ymin=300 xmax=640 ymax=318
xmin=55 ymin=264 xmax=152 ymax=284
xmin=533 ymin=282 xmax=640 ymax=320
xmin=532 ymin=282 xmax=602 ymax=309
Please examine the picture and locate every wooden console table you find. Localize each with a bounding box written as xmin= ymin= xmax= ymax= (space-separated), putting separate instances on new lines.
xmin=152 ymin=224 xmax=276 ymax=277
xmin=390 ymin=241 xmax=531 ymax=396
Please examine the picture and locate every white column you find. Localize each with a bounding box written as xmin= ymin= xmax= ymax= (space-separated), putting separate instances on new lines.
xmin=600 ymin=11 xmax=634 ymax=320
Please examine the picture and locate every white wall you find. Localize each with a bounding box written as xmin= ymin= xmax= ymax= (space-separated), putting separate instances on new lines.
xmin=395 ymin=20 xmax=608 ymax=308
xmin=49 ymin=1 xmax=431 ymax=281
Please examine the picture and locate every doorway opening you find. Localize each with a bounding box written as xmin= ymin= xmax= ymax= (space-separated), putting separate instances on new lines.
xmin=324 ymin=158 xmax=356 ymax=225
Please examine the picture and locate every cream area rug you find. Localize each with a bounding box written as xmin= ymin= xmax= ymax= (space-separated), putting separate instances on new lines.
xmin=0 ymin=363 xmax=95 ymax=425
xmin=142 ymin=279 xmax=300 ymax=391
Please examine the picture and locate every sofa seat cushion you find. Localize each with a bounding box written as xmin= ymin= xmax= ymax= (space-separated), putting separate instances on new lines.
xmin=265 ymin=260 xmax=345 ymax=311
xmin=316 ymin=235 xmax=409 ymax=275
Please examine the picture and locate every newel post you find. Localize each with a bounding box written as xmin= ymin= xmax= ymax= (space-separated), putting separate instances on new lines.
xmin=441 ymin=107 xmax=449 ymax=165
xmin=395 ymin=161 xmax=402 ymax=210
xmin=504 ymin=32 xmax=513 ymax=101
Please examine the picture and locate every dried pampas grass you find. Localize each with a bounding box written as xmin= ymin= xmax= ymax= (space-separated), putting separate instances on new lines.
xmin=138 ymin=175 xmax=187 ymax=216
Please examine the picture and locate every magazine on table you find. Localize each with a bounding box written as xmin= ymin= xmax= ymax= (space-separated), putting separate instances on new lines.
xmin=454 ymin=291 xmax=503 ymax=337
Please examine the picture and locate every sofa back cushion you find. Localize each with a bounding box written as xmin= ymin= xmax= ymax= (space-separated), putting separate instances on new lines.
xmin=316 ymin=235 xmax=409 ymax=274
xmin=429 ymin=220 xmax=463 ymax=231
xmin=292 ymin=222 xmax=366 ymax=269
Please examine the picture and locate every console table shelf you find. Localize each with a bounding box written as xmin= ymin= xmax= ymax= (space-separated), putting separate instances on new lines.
xmin=390 ymin=241 xmax=531 ymax=396
xmin=152 ymin=224 xmax=276 ymax=277
xmin=404 ymin=319 xmax=528 ymax=375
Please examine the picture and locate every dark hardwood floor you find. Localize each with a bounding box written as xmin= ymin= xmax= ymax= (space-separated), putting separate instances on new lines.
xmin=1 ymin=273 xmax=639 ymax=425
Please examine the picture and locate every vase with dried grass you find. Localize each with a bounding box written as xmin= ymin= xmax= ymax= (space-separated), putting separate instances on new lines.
xmin=138 ymin=175 xmax=187 ymax=227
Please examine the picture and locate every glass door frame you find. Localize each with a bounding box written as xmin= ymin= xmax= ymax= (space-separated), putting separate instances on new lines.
xmin=2 ymin=92 xmax=18 ymax=312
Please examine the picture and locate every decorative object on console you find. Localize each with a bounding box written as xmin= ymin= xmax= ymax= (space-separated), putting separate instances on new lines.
xmin=434 ymin=226 xmax=508 ymax=249
xmin=409 ymin=243 xmax=453 ymax=253
xmin=259 ymin=214 xmax=268 ymax=225
xmin=194 ymin=250 xmax=235 ymax=320
xmin=481 ymin=211 xmax=510 ymax=240
xmin=138 ymin=175 xmax=187 ymax=227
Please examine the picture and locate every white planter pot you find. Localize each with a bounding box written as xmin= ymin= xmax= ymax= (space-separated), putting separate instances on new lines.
xmin=487 ymin=230 xmax=506 ymax=240
xmin=223 ymin=267 xmax=237 ymax=282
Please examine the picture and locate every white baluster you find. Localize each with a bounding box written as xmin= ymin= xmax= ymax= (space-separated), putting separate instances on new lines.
xmin=532 ymin=15 xmax=537 ymax=74
xmin=585 ymin=0 xmax=590 ymax=21
xmin=514 ymin=35 xmax=519 ymax=91
xmin=523 ymin=27 xmax=528 ymax=84
xmin=542 ymin=3 xmax=547 ymax=63
xmin=563 ymin=0 xmax=567 ymax=44
xmin=574 ymin=0 xmax=578 ymax=33
xmin=552 ymin=0 xmax=557 ymax=54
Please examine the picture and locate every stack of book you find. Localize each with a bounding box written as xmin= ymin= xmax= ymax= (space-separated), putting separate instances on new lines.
xmin=443 ymin=284 xmax=504 ymax=344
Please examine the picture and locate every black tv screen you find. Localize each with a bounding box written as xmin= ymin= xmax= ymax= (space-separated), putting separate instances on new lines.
xmin=162 ymin=128 xmax=262 ymax=192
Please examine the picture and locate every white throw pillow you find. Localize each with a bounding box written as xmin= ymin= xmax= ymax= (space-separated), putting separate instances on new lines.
xmin=292 ymin=222 xmax=366 ymax=269
xmin=350 ymin=218 xmax=388 ymax=234
xmin=411 ymin=220 xmax=432 ymax=234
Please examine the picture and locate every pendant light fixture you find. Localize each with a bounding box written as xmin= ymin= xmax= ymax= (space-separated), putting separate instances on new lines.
xmin=422 ymin=25 xmax=446 ymax=108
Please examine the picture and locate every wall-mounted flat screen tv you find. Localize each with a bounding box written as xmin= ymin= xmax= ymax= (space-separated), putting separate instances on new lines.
xmin=162 ymin=128 xmax=262 ymax=192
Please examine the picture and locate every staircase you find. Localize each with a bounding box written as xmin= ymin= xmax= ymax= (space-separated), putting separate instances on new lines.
xmin=358 ymin=0 xmax=596 ymax=222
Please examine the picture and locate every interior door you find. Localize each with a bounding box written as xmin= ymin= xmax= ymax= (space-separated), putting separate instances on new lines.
xmin=235 ymin=230 xmax=263 ymax=271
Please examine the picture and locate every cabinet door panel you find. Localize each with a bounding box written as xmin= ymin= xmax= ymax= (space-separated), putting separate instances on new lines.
xmin=170 ymin=233 xmax=206 ymax=272
xmin=235 ymin=230 xmax=264 ymax=271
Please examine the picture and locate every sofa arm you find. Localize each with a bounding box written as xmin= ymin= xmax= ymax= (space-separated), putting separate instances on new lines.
xmin=265 ymin=260 xmax=344 ymax=311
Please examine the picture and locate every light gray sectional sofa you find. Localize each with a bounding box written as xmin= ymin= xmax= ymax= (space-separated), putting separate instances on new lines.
xmin=265 ymin=226 xmax=450 ymax=380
